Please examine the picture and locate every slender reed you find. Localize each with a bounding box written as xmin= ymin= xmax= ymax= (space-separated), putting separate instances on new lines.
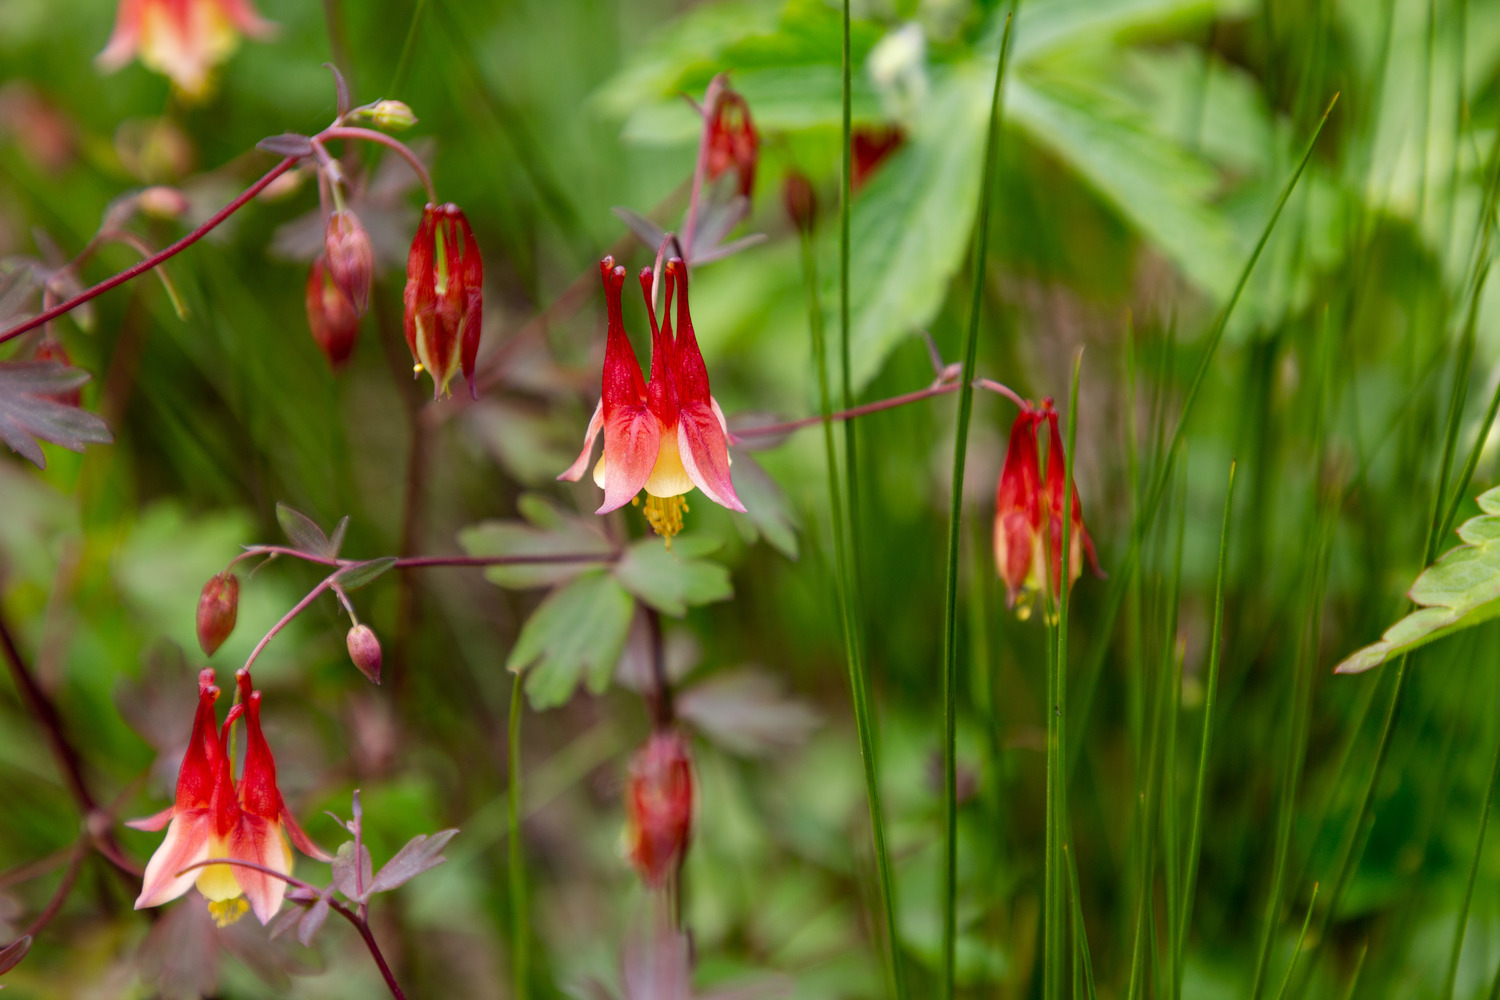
xmin=508 ymin=672 xmax=530 ymax=1000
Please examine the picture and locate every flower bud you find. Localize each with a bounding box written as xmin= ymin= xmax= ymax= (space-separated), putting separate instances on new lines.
xmin=370 ymin=100 xmax=417 ymax=130
xmin=403 ymin=203 xmax=483 ymax=399
xmin=137 ymin=185 xmax=190 ymax=219
xmin=624 ymin=731 xmax=694 ymax=887
xmin=196 ymin=573 xmax=239 ymax=656
xmin=782 ymin=171 xmax=816 ymax=234
xmin=706 ymin=89 xmax=758 ymax=198
xmin=324 ymin=211 xmax=374 ymax=317
xmin=306 ymin=256 xmax=360 ymax=369
xmin=346 ymin=625 xmax=382 ymax=685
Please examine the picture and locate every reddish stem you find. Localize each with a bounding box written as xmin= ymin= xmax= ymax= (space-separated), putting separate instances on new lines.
xmin=21 ymin=838 xmax=89 ymax=940
xmin=681 ymin=75 xmax=726 ymax=261
xmin=321 ymin=126 xmax=437 ymax=203
xmin=0 ymin=157 xmax=299 ymax=346
xmin=242 ymin=573 xmax=339 ymax=673
xmin=237 ymin=547 xmax=618 ymax=570
xmin=734 ymin=380 xmax=964 ymax=440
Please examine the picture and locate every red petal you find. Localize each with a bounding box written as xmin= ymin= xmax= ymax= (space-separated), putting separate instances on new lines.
xmin=665 ymin=260 xmax=712 ymax=407
xmin=279 ymin=797 xmax=333 ymax=862
xmin=600 ymin=260 xmax=647 ymax=419
xmin=598 ymin=406 xmax=662 ymax=514
xmin=677 ymin=400 xmax=744 ymax=512
xmin=135 ymin=809 xmax=213 ymax=910
xmin=95 ymin=0 xmax=144 ymax=70
xmin=559 ymin=400 xmax=604 ymax=482
xmin=126 ymin=805 xmax=176 ymax=833
xmin=228 ymin=815 xmax=291 ymax=925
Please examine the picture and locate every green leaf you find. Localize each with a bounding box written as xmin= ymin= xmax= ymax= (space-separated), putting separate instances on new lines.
xmin=507 ymin=571 xmax=635 ymax=710
xmin=336 ymin=557 xmax=398 ymax=591
xmin=459 ymin=496 xmax=616 ymax=590
xmin=1336 ymin=487 xmax=1500 ymax=674
xmin=836 ymin=62 xmax=992 ymax=391
xmin=728 ymin=451 xmax=800 ymax=559
xmin=614 ymin=536 xmax=735 ymax=616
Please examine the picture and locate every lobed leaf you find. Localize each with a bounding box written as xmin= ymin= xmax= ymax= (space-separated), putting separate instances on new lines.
xmin=1336 ymin=487 xmax=1500 ymax=673
xmin=615 ymin=536 xmax=734 ymax=616
xmin=461 ymin=496 xmax=616 ymax=590
xmin=507 ymin=570 xmax=635 ymax=709
xmin=364 ymin=829 xmax=459 ymax=896
xmin=0 ymin=362 xmax=112 ymax=469
xmin=332 ymin=841 xmax=373 ymax=900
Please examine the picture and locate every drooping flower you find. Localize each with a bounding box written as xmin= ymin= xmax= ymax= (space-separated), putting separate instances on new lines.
xmin=558 ymin=256 xmax=745 ymax=541
xmin=706 ymin=89 xmax=758 ymax=199
xmin=306 ymin=256 xmax=360 ymax=369
xmin=624 ymin=731 xmax=694 ymax=887
xmin=324 ymin=210 xmax=374 ymax=318
xmin=403 ymin=203 xmax=483 ymax=400
xmin=994 ymin=408 xmax=1044 ymax=619
xmin=132 ymin=669 xmax=329 ymax=927
xmin=993 ymin=399 xmax=1101 ymax=620
xmin=96 ymin=0 xmax=273 ymax=100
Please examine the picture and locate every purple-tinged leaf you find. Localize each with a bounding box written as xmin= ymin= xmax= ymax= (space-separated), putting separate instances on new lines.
xmin=0 ymin=362 xmax=112 ymax=469
xmin=267 ymin=902 xmax=306 ymax=941
xmin=364 ymin=829 xmax=458 ymax=896
xmin=332 ymin=841 xmax=373 ymax=900
xmin=336 ymin=557 xmax=397 ymax=591
xmin=257 ymin=133 xmax=315 ymax=159
xmin=0 ymin=936 xmax=30 ymax=976
xmin=692 ymin=232 xmax=767 ymax=266
xmin=296 ymin=892 xmax=333 ymax=947
xmin=0 ymin=265 xmax=38 ymax=326
xmin=612 ymin=206 xmax=666 ymax=252
xmin=677 ymin=669 xmax=820 ymax=758
xmin=328 ymin=515 xmax=350 ymax=557
xmin=324 ymin=63 xmax=351 ymax=118
xmin=275 ymin=503 xmax=334 ymax=558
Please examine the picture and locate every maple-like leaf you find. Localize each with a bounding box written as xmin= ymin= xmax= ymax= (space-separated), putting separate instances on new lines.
xmin=0 ymin=361 xmax=112 ymax=468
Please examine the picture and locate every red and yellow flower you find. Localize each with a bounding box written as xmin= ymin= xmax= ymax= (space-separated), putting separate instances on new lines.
xmin=993 ymin=398 xmax=1100 ymax=620
xmin=97 ymin=0 xmax=272 ymax=99
xmin=403 ymin=203 xmax=483 ymax=400
xmin=131 ymin=669 xmax=329 ymax=927
xmin=559 ymin=256 xmax=745 ymax=540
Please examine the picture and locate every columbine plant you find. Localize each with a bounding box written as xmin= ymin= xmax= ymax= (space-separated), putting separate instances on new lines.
xmin=96 ymin=0 xmax=273 ymax=99
xmin=559 ymin=255 xmax=745 ymax=542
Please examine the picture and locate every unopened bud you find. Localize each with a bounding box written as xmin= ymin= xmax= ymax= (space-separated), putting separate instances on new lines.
xmin=370 ymin=100 xmax=417 ymax=131
xmin=346 ymin=625 xmax=382 ymax=684
xmin=306 ymin=256 xmax=360 ymax=369
xmin=196 ymin=573 xmax=239 ymax=656
xmin=324 ymin=211 xmax=374 ymax=317
xmin=782 ymin=171 xmax=816 ymax=234
xmin=624 ymin=731 xmax=694 ymax=887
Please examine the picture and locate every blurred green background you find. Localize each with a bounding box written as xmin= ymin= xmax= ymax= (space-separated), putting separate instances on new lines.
xmin=5 ymin=0 xmax=1500 ymax=997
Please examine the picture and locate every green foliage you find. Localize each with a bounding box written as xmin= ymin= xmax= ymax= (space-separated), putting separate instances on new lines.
xmin=1337 ymin=487 xmax=1500 ymax=675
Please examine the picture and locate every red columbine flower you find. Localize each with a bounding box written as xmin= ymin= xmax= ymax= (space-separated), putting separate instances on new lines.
xmin=306 ymin=257 xmax=360 ymax=369
xmin=624 ymin=731 xmax=694 ymax=888
xmin=324 ymin=210 xmax=374 ymax=318
xmin=96 ymin=0 xmax=273 ymax=99
xmin=131 ymin=669 xmax=329 ymax=927
xmin=993 ymin=399 xmax=1101 ymax=620
xmin=994 ymin=408 xmax=1045 ymax=619
xmin=403 ymin=203 xmax=483 ymax=400
xmin=706 ymin=89 xmax=758 ymax=199
xmin=558 ymin=257 xmax=745 ymax=541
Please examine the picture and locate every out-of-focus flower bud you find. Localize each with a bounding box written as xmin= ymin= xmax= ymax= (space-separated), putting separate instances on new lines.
xmin=994 ymin=409 xmax=1044 ymax=620
xmin=782 ymin=171 xmax=816 ymax=234
xmin=324 ymin=211 xmax=374 ymax=317
xmin=196 ymin=573 xmax=239 ymax=656
xmin=706 ymin=89 xmax=758 ymax=198
xmin=853 ymin=126 xmax=905 ymax=190
xmin=370 ymin=100 xmax=417 ymax=130
xmin=137 ymin=185 xmax=190 ymax=219
xmin=624 ymin=730 xmax=694 ymax=887
xmin=33 ymin=341 xmax=82 ymax=407
xmin=306 ymin=256 xmax=360 ymax=369
xmin=403 ymin=203 xmax=483 ymax=399
xmin=346 ymin=625 xmax=382 ymax=685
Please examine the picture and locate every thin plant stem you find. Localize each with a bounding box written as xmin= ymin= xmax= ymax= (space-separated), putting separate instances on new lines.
xmin=1067 ymin=95 xmax=1339 ymax=779
xmin=735 ymin=380 xmax=963 ymax=440
xmin=1175 ymin=462 xmax=1237 ymax=987
xmin=19 ymin=837 xmax=89 ymax=940
xmin=799 ymin=178 xmax=904 ymax=998
xmin=1271 ymin=885 xmax=1320 ymax=1000
xmin=320 ymin=127 xmax=437 ymax=202
xmin=236 ymin=547 xmax=618 ymax=571
xmin=508 ymin=672 xmax=530 ymax=1000
xmin=0 ymin=157 xmax=299 ymax=345
xmin=242 ymin=573 xmax=341 ymax=673
xmin=940 ymin=16 xmax=1015 ymax=998
xmin=1439 ymin=689 xmax=1500 ymax=1000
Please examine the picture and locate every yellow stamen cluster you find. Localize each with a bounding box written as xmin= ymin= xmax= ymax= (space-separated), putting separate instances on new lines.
xmin=636 ymin=494 xmax=689 ymax=546
xmin=209 ymin=897 xmax=249 ymax=928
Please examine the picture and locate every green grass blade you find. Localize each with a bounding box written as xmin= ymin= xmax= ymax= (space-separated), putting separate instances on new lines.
xmin=1175 ymin=461 xmax=1237 ymax=990
xmin=1065 ymin=843 xmax=1098 ymax=1000
xmin=939 ymin=13 xmax=1016 ymax=999
xmin=1271 ymin=884 xmax=1320 ymax=1000
xmin=1069 ymin=94 xmax=1339 ymax=779
xmin=1439 ymin=691 xmax=1500 ymax=1000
